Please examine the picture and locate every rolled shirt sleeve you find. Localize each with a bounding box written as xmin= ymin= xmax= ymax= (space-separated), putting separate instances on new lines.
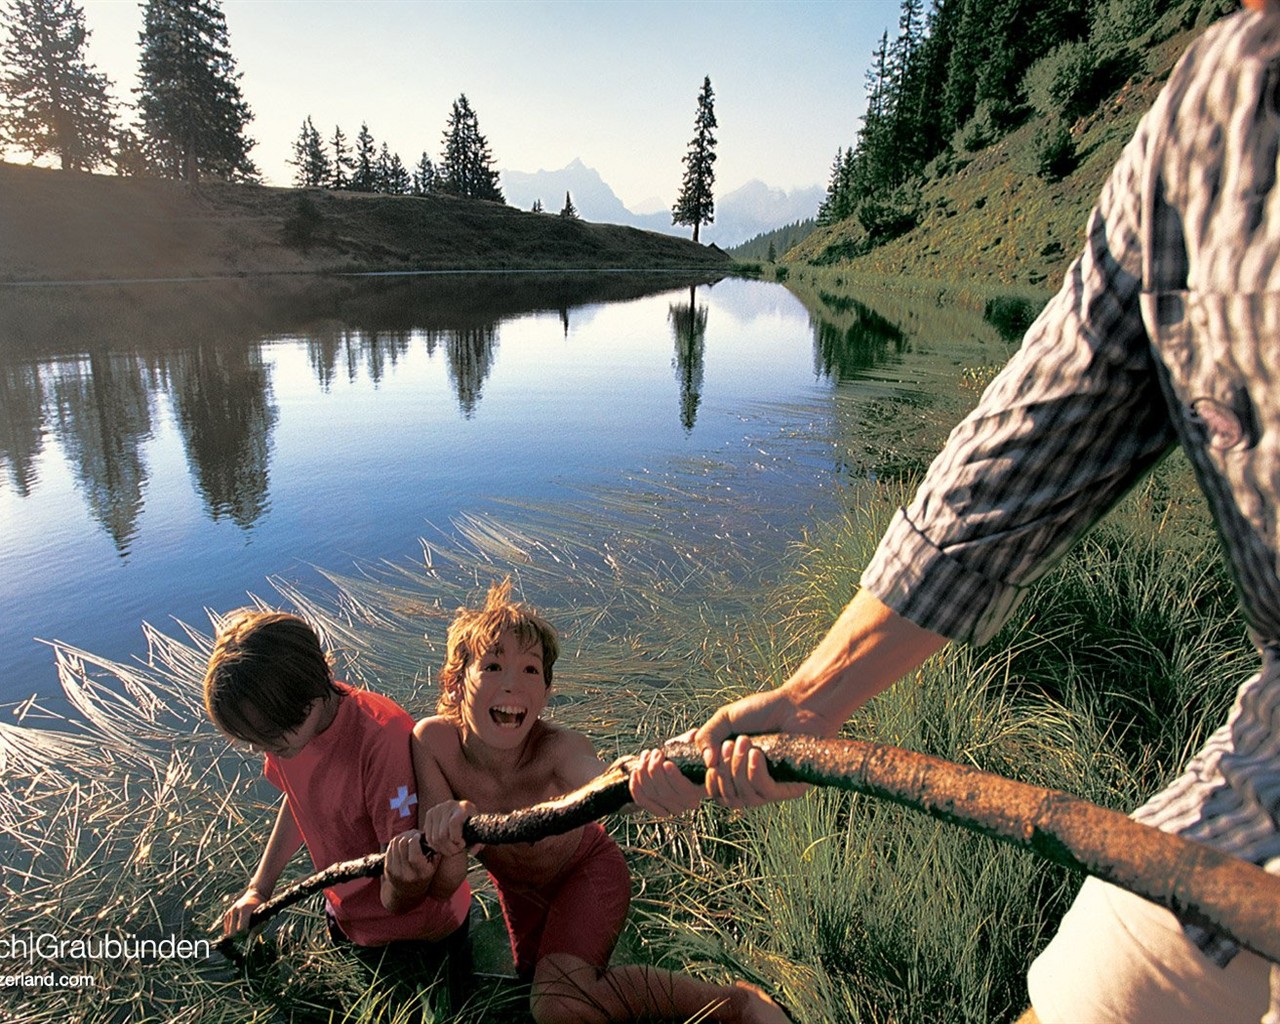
xmin=861 ymin=111 xmax=1178 ymax=645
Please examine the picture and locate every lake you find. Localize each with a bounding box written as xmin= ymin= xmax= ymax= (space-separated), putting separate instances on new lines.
xmin=0 ymin=270 xmax=1016 ymax=710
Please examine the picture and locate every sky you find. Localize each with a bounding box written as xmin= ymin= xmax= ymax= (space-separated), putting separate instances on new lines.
xmin=68 ymin=0 xmax=903 ymax=210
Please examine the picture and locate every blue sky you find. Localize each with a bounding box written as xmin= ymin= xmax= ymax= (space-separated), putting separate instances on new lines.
xmin=76 ymin=0 xmax=903 ymax=208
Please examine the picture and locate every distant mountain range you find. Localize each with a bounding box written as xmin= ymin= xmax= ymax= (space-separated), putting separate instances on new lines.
xmin=501 ymin=158 xmax=823 ymax=248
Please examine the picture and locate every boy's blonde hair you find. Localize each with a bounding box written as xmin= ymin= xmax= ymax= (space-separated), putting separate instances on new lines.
xmin=203 ymin=609 xmax=338 ymax=744
xmin=437 ymin=580 xmax=559 ymax=724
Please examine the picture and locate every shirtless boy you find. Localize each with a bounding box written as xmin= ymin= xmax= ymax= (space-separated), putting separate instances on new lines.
xmin=411 ymin=581 xmax=789 ymax=1024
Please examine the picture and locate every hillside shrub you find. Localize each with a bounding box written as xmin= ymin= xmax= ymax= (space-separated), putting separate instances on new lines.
xmin=958 ymin=98 xmax=1023 ymax=154
xmin=857 ymin=183 xmax=922 ymax=245
xmin=811 ymin=239 xmax=869 ymax=266
xmin=1033 ymin=118 xmax=1077 ymax=181
xmin=983 ymin=294 xmax=1042 ymax=343
xmin=1024 ymin=40 xmax=1139 ymax=127
xmin=1022 ymin=41 xmax=1098 ymax=123
xmin=1090 ymin=0 xmax=1169 ymax=52
xmin=281 ymin=193 xmax=325 ymax=250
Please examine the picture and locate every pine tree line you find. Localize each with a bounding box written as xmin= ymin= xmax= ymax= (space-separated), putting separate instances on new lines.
xmin=726 ymin=218 xmax=818 ymax=262
xmin=818 ymin=0 xmax=1235 ymax=247
xmin=0 ymin=0 xmax=507 ymax=198
xmin=288 ymin=95 xmax=502 ymax=202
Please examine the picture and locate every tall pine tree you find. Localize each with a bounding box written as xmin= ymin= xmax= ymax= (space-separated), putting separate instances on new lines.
xmin=350 ymin=121 xmax=377 ymax=191
xmin=412 ymin=151 xmax=435 ymax=195
xmin=672 ymin=75 xmax=716 ymax=243
xmin=329 ymin=124 xmax=352 ymax=189
xmin=289 ymin=116 xmax=329 ymax=187
xmin=0 ymin=0 xmax=115 ymax=171
xmin=438 ymin=94 xmax=503 ymax=201
xmin=136 ymin=0 xmax=256 ymax=182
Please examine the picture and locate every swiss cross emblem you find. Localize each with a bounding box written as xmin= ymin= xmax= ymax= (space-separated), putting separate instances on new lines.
xmin=390 ymin=785 xmax=418 ymax=818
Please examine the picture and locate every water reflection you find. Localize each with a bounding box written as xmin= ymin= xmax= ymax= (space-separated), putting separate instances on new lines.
xmin=1 ymin=274 xmax=919 ymax=554
xmin=2 ymin=361 xmax=44 ymax=496
xmin=669 ymin=284 xmax=708 ymax=432
xmin=50 ymin=351 xmax=155 ymax=554
xmin=0 ymin=272 xmax=724 ymax=547
xmin=443 ymin=326 xmax=498 ymax=419
xmin=306 ymin=325 xmax=415 ymax=390
xmin=810 ymin=291 xmax=907 ymax=382
xmin=2 ymin=271 xmax=1012 ymax=708
xmin=168 ymin=343 xmax=277 ymax=529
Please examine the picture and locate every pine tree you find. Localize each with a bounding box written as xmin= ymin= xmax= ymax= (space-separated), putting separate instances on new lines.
xmin=438 ymin=94 xmax=504 ymax=202
xmin=376 ymin=141 xmax=393 ymax=193
xmin=329 ymin=124 xmax=353 ymax=189
xmin=136 ymin=0 xmax=256 ymax=182
xmin=0 ymin=0 xmax=115 ymax=171
xmin=855 ymin=31 xmax=895 ymax=195
xmin=412 ymin=151 xmax=435 ymax=195
xmin=672 ymin=75 xmax=716 ymax=243
xmin=289 ymin=116 xmax=329 ymax=188
xmin=559 ymin=190 xmax=577 ymax=219
xmin=817 ymin=147 xmax=844 ymax=226
xmin=383 ymin=146 xmax=410 ymax=195
xmin=886 ymin=0 xmax=928 ymax=177
xmin=941 ymin=0 xmax=987 ymax=141
xmin=351 ymin=121 xmax=377 ymax=191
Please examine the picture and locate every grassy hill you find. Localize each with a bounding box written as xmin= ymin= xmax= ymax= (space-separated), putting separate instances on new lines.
xmin=0 ymin=161 xmax=728 ymax=284
xmin=780 ymin=20 xmax=1205 ymax=295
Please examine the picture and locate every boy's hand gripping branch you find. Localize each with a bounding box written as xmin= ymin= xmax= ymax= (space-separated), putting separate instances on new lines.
xmin=215 ymin=733 xmax=1280 ymax=968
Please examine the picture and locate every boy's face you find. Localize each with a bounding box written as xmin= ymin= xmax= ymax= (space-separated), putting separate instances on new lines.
xmin=235 ymin=696 xmax=331 ymax=758
xmin=458 ymin=629 xmax=549 ymax=748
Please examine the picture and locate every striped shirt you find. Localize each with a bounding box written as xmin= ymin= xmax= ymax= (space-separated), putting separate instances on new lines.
xmin=862 ymin=7 xmax=1280 ymax=973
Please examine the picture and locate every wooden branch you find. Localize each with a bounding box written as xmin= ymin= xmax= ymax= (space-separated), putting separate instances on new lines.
xmin=215 ymin=734 xmax=1280 ymax=967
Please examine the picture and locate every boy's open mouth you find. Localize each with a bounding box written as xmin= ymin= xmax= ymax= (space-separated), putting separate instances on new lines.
xmin=490 ymin=705 xmax=527 ymax=728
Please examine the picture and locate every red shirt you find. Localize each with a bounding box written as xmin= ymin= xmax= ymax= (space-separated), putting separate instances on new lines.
xmin=264 ymin=683 xmax=469 ymax=946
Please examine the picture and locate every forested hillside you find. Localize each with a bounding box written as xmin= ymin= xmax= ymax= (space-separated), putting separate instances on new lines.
xmin=790 ymin=0 xmax=1237 ymax=288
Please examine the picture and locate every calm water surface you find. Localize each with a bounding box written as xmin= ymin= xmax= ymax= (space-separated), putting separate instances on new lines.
xmin=3 ymin=271 xmax=967 ymax=706
xmin=1 ymin=270 xmax=1021 ymax=708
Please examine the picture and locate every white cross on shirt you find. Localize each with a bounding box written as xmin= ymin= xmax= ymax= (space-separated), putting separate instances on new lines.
xmin=389 ymin=785 xmax=418 ymax=818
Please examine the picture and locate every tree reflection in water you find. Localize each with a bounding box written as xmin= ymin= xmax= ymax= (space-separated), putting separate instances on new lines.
xmin=669 ymin=284 xmax=708 ymax=433
xmin=0 ymin=272 xmax=722 ymax=544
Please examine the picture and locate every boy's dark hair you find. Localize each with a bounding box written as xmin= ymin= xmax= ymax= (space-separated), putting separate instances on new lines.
xmin=437 ymin=580 xmax=559 ymax=724
xmin=203 ymin=609 xmax=338 ymax=744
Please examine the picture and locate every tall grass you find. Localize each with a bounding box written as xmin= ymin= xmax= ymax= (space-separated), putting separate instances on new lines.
xmin=2 ymin=367 xmax=1253 ymax=1022
xmin=642 ymin=448 xmax=1249 ymax=1023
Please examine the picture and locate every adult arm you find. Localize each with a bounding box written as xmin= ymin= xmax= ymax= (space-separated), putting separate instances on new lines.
xmin=627 ymin=590 xmax=947 ymax=812
xmin=696 ymin=589 xmax=948 ymax=806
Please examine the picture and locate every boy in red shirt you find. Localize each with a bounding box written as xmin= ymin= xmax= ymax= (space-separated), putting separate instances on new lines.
xmin=204 ymin=609 xmax=470 ymax=1013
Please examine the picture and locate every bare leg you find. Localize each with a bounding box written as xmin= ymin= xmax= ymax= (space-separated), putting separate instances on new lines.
xmin=529 ymin=953 xmax=790 ymax=1024
xmin=1015 ymin=1008 xmax=1041 ymax=1024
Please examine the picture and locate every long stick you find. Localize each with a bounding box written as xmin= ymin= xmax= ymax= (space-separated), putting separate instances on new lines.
xmin=215 ymin=733 xmax=1280 ymax=966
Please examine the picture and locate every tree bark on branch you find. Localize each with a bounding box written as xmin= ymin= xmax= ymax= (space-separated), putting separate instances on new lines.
xmin=216 ymin=733 xmax=1280 ymax=967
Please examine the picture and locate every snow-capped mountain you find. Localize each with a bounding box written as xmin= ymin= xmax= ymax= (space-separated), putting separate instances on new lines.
xmin=500 ymin=159 xmax=822 ymax=247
